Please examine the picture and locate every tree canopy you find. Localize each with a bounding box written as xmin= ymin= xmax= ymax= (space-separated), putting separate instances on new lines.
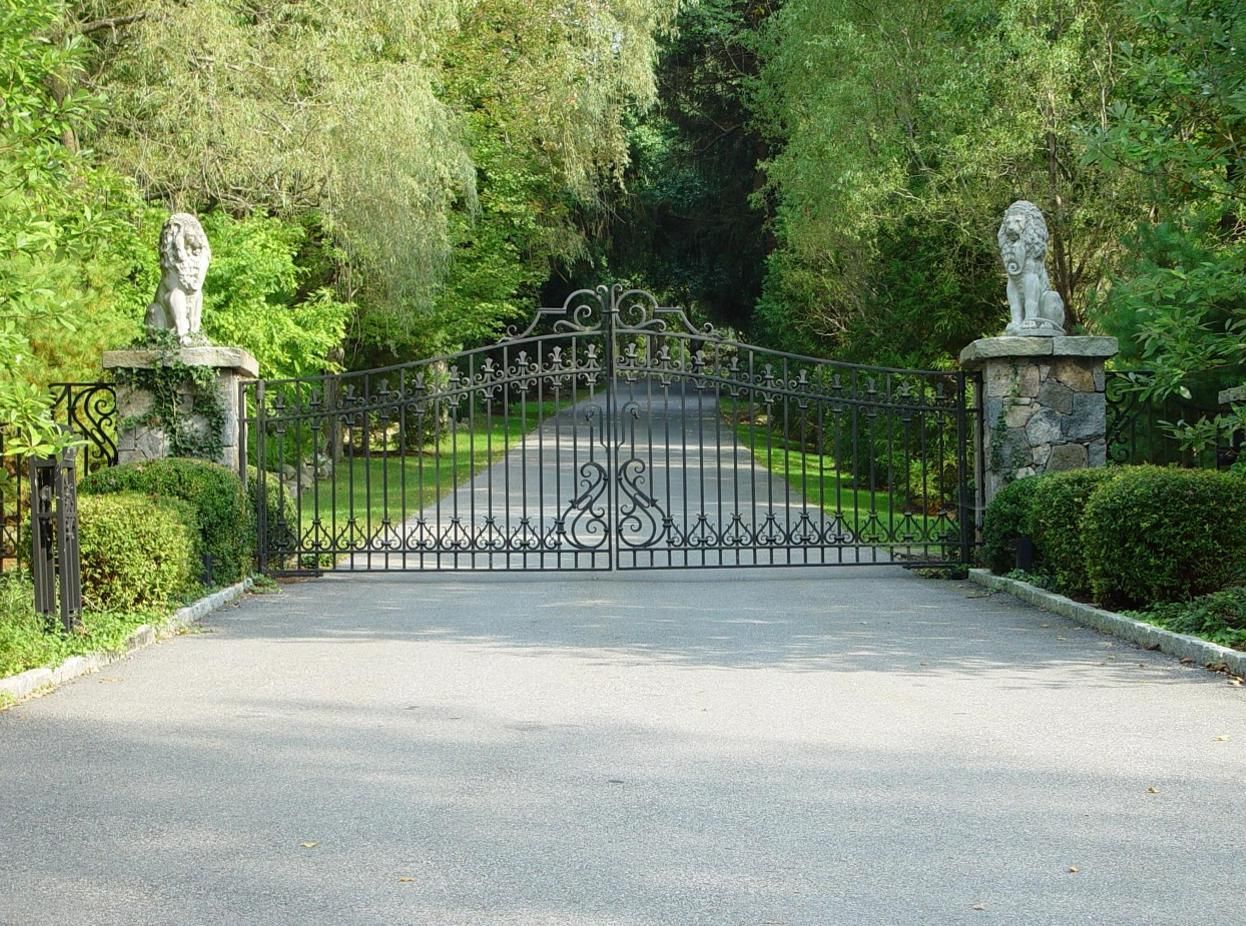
xmin=1 ymin=0 xmax=1243 ymax=450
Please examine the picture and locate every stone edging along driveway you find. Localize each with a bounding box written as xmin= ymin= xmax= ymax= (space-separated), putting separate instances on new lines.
xmin=0 ymin=577 xmax=254 ymax=705
xmin=969 ymin=568 xmax=1246 ymax=676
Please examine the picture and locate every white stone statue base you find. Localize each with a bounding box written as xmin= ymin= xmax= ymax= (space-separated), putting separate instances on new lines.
xmin=102 ymin=346 xmax=259 ymax=469
xmin=1004 ymin=317 xmax=1064 ymax=337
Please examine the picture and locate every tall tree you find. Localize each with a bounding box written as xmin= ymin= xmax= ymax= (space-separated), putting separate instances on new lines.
xmin=751 ymin=0 xmax=1138 ymax=365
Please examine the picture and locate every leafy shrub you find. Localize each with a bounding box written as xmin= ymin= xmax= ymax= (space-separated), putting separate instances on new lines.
xmin=77 ymin=493 xmax=199 ymax=611
xmin=1084 ymin=467 xmax=1246 ymax=607
xmin=81 ymin=459 xmax=252 ymax=585
xmin=1028 ymin=468 xmax=1120 ymax=598
xmin=982 ymin=476 xmax=1040 ymax=574
xmin=1132 ymin=586 xmax=1246 ymax=652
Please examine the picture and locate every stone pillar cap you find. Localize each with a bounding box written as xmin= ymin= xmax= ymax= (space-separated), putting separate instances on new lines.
xmin=103 ymin=345 xmax=259 ymax=379
xmin=959 ymin=335 xmax=1117 ymax=370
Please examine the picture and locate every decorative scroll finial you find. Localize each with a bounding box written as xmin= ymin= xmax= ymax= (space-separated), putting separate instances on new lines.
xmin=145 ymin=212 xmax=211 ymax=345
xmin=998 ymin=200 xmax=1065 ymax=336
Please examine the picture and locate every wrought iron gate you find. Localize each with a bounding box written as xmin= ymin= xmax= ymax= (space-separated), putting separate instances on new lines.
xmin=243 ymin=286 xmax=979 ymax=573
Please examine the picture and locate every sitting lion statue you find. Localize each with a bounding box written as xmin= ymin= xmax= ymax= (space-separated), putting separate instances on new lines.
xmin=998 ymin=200 xmax=1065 ymax=336
xmin=145 ymin=213 xmax=211 ymax=345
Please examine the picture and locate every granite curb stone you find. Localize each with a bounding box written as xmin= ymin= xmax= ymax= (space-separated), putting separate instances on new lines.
xmin=969 ymin=568 xmax=1246 ymax=676
xmin=0 ymin=577 xmax=254 ymax=704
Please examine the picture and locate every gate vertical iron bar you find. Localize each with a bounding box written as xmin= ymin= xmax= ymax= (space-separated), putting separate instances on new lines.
xmin=536 ymin=342 xmax=545 ymax=570
xmin=956 ymin=372 xmax=972 ymax=566
xmin=255 ymin=380 xmax=268 ymax=575
xmin=363 ymin=374 xmax=372 ymax=571
xmin=237 ymin=380 xmax=248 ymax=484
xmin=399 ymin=367 xmax=408 ymax=571
xmin=604 ymin=286 xmax=617 ymax=571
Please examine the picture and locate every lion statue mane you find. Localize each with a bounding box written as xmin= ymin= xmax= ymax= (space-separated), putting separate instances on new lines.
xmin=997 ymin=200 xmax=1065 ymax=336
xmin=144 ymin=213 xmax=211 ymax=345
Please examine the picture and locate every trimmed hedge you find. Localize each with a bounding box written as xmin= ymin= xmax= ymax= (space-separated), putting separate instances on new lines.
xmin=78 ymin=493 xmax=200 ymax=611
xmin=1027 ymin=468 xmax=1120 ymax=598
xmin=982 ymin=476 xmax=1041 ymax=574
xmin=1084 ymin=467 xmax=1246 ymax=608
xmin=81 ymin=459 xmax=252 ymax=585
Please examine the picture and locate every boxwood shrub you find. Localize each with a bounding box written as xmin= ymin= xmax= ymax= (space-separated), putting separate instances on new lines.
xmin=1028 ymin=468 xmax=1120 ymax=599
xmin=78 ymin=493 xmax=200 ymax=611
xmin=81 ymin=459 xmax=252 ymax=586
xmin=982 ymin=476 xmax=1041 ymax=574
xmin=1084 ymin=467 xmax=1246 ymax=608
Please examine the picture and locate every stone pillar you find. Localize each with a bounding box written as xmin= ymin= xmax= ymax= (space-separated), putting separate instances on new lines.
xmin=960 ymin=336 xmax=1117 ymax=506
xmin=102 ymin=346 xmax=259 ymax=469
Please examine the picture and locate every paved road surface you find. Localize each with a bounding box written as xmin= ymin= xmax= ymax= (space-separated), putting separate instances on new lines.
xmin=2 ymin=567 xmax=1243 ymax=925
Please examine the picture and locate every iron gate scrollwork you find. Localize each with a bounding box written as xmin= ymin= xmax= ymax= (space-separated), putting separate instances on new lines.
xmin=243 ymin=286 xmax=979 ymax=573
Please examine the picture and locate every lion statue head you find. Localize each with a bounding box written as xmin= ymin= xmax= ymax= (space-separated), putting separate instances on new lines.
xmin=146 ymin=212 xmax=212 ymax=344
xmin=997 ymin=200 xmax=1049 ymax=276
xmin=159 ymin=213 xmax=212 ymax=293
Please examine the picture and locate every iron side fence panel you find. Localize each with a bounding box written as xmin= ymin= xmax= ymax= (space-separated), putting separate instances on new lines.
xmin=1105 ymin=371 xmax=1232 ymax=469
xmin=1 ymin=383 xmax=116 ymax=575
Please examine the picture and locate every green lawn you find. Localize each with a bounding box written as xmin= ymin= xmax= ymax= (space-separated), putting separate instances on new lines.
xmin=721 ymin=400 xmax=958 ymax=545
xmin=295 ymin=399 xmax=566 ymax=540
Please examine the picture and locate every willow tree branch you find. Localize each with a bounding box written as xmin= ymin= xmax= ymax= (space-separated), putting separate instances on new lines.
xmin=76 ymin=12 xmax=148 ymax=36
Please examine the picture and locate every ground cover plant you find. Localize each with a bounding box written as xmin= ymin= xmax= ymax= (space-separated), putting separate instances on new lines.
xmin=1128 ymin=587 xmax=1246 ymax=652
xmin=0 ymin=571 xmax=167 ymax=679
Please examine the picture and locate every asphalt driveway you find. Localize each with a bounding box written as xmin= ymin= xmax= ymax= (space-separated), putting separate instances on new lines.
xmin=1 ymin=566 xmax=1242 ymax=925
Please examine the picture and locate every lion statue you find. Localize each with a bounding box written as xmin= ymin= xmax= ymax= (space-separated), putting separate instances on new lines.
xmin=145 ymin=213 xmax=211 ymax=345
xmin=997 ymin=200 xmax=1065 ymax=336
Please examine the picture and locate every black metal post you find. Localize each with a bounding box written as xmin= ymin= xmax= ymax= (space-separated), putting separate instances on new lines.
xmin=54 ymin=446 xmax=82 ymax=632
xmin=28 ymin=447 xmax=82 ymax=632
xmin=28 ymin=457 xmax=56 ymax=618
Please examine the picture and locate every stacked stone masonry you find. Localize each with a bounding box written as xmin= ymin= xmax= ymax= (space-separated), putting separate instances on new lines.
xmin=102 ymin=346 xmax=259 ymax=469
xmin=960 ymin=336 xmax=1117 ymax=503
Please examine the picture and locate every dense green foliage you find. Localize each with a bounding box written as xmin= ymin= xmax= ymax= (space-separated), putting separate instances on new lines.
xmin=1132 ymin=587 xmax=1246 ymax=652
xmin=1083 ymin=467 xmax=1246 ymax=608
xmin=1027 ymin=468 xmax=1119 ymax=598
xmin=981 ymin=476 xmax=1040 ymax=574
xmin=0 ymin=0 xmax=147 ymax=454
xmin=4 ymin=0 xmax=1245 ymax=461
xmin=81 ymin=459 xmax=252 ymax=585
xmin=77 ymin=492 xmax=200 ymax=610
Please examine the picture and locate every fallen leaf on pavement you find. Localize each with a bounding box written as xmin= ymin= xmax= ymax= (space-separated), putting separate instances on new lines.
xmin=299 ymin=841 xmax=319 ymax=849
xmin=398 ymin=877 xmax=415 ymax=883
xmin=1067 ymin=866 xmax=1079 ymax=874
xmin=971 ymin=902 xmax=987 ymax=911
xmin=1146 ymin=786 xmax=1160 ymax=795
xmin=1214 ymin=735 xmax=1229 ymax=742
